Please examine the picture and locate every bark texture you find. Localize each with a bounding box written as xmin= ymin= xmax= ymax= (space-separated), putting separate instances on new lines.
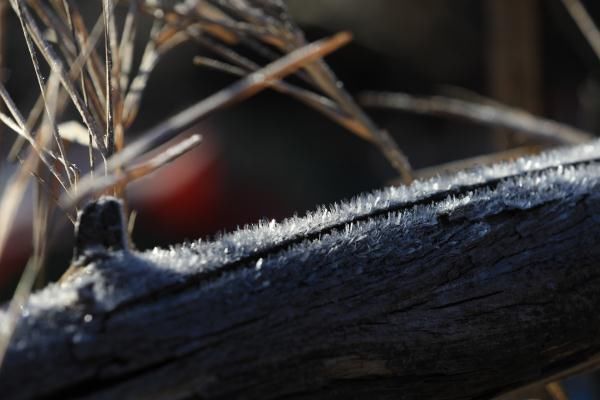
xmin=2 ymin=141 xmax=600 ymax=400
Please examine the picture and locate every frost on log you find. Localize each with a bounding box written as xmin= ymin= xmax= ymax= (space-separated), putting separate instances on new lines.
xmin=2 ymin=141 xmax=600 ymax=400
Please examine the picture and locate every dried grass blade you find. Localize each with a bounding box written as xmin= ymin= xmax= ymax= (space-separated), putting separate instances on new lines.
xmin=58 ymin=0 xmax=96 ymax=149
xmin=64 ymin=2 xmax=107 ymax=125
xmin=7 ymin=7 xmax=109 ymax=180
xmin=0 ymin=112 xmax=22 ymax=135
xmin=185 ymin=23 xmax=312 ymax=87
xmin=119 ymin=0 xmax=138 ymax=91
xmin=123 ymin=23 xmax=188 ymax=127
xmin=12 ymin=0 xmax=108 ymax=156
xmin=0 ymin=83 xmax=71 ymax=191
xmin=103 ymin=0 xmax=116 ymax=156
xmin=5 ymin=8 xmax=109 ymax=204
xmin=66 ymin=31 xmax=352 ymax=206
xmin=0 ymin=68 xmax=64 ymax=367
xmin=298 ymin=56 xmax=413 ymax=183
xmin=545 ymin=382 xmax=570 ymax=400
xmin=28 ymin=0 xmax=77 ymax=59
xmin=118 ymin=31 xmax=351 ymax=170
xmin=193 ymin=55 xmax=248 ymax=76
xmin=71 ymin=134 xmax=202 ymax=197
xmin=32 ymin=179 xmax=50 ymax=288
xmin=10 ymin=0 xmax=73 ymax=185
xmin=193 ymin=56 xmax=370 ymax=139
xmin=561 ymin=0 xmax=600 ymax=61
xmin=360 ymin=92 xmax=592 ymax=145
xmin=151 ymin=2 xmax=411 ymax=179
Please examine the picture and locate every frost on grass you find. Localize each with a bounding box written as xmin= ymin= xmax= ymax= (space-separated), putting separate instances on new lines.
xmin=3 ymin=139 xmax=600 ymax=346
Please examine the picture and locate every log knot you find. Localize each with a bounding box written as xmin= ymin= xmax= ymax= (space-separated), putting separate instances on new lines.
xmin=73 ymin=196 xmax=128 ymax=263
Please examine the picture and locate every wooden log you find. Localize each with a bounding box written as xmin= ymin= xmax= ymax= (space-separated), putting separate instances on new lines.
xmin=2 ymin=141 xmax=600 ymax=399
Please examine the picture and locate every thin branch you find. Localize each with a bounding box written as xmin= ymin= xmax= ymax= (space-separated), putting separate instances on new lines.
xmin=102 ymin=0 xmax=124 ymax=158
xmin=59 ymin=0 xmax=95 ymax=172
xmin=65 ymin=31 xmax=353 ymax=207
xmin=204 ymin=0 xmax=414 ymax=182
xmin=545 ymin=382 xmax=570 ymax=400
xmin=10 ymin=0 xmax=74 ymax=186
xmin=32 ymin=176 xmax=50 ymax=288
xmin=119 ymin=0 xmax=138 ymax=92
xmin=102 ymin=0 xmax=116 ymax=157
xmin=115 ymin=31 xmax=352 ymax=171
xmin=9 ymin=7 xmax=109 ymax=170
xmin=0 ymin=1 xmax=5 ymax=152
xmin=149 ymin=2 xmax=414 ymax=182
xmin=14 ymin=154 xmax=75 ymax=224
xmin=11 ymin=0 xmax=108 ymax=156
xmin=0 ymin=75 xmax=60 ymax=369
xmin=74 ymin=134 xmax=202 ymax=197
xmin=561 ymin=0 xmax=600 ymax=62
xmin=122 ymin=22 xmax=187 ymax=127
xmin=0 ymin=112 xmax=22 ymax=135
xmin=189 ymin=32 xmax=373 ymax=144
xmin=28 ymin=0 xmax=78 ymax=59
xmin=192 ymin=56 xmax=371 ymax=140
xmin=360 ymin=92 xmax=592 ymax=145
xmin=65 ymin=0 xmax=108 ymax=120
xmin=0 ymin=83 xmax=71 ymax=192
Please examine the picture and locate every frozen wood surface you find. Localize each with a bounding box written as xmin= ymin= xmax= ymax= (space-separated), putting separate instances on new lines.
xmin=2 ymin=141 xmax=600 ymax=399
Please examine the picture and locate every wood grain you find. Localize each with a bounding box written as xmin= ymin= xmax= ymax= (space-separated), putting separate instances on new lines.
xmin=2 ymin=141 xmax=600 ymax=399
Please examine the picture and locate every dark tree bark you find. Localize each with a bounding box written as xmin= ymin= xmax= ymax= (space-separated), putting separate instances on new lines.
xmin=2 ymin=142 xmax=600 ymax=400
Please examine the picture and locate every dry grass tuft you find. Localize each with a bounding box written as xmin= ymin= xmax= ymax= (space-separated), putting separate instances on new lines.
xmin=0 ymin=0 xmax=370 ymax=368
